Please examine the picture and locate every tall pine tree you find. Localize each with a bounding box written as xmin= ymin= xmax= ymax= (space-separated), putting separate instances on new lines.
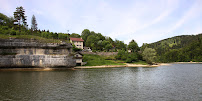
xmin=31 ymin=15 xmax=37 ymax=31
xmin=13 ymin=6 xmax=27 ymax=32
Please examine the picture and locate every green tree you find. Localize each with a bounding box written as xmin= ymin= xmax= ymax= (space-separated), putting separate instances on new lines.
xmin=97 ymin=40 xmax=103 ymax=51
xmin=128 ymin=39 xmax=139 ymax=52
xmin=142 ymin=47 xmax=157 ymax=64
xmin=81 ymin=29 xmax=91 ymax=43
xmin=90 ymin=31 xmax=96 ymax=36
xmin=125 ymin=53 xmax=138 ymax=63
xmin=70 ymin=33 xmax=81 ymax=38
xmin=115 ymin=50 xmax=127 ymax=60
xmin=164 ymin=49 xmax=179 ymax=62
xmin=0 ymin=13 xmax=14 ymax=28
xmin=85 ymin=35 xmax=96 ymax=47
xmin=105 ymin=44 xmax=113 ymax=51
xmin=114 ymin=40 xmax=126 ymax=51
xmin=13 ymin=6 xmax=27 ymax=31
xmin=105 ymin=37 xmax=114 ymax=45
xmin=58 ymin=33 xmax=68 ymax=39
xmin=31 ymin=15 xmax=37 ymax=31
xmin=140 ymin=43 xmax=148 ymax=52
xmin=96 ymin=33 xmax=105 ymax=40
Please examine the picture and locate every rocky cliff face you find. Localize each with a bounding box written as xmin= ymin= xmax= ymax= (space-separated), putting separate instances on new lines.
xmin=0 ymin=38 xmax=76 ymax=68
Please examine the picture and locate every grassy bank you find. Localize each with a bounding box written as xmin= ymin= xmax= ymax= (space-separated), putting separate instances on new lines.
xmin=0 ymin=34 xmax=69 ymax=43
xmin=83 ymin=54 xmax=125 ymax=66
xmin=83 ymin=54 xmax=149 ymax=66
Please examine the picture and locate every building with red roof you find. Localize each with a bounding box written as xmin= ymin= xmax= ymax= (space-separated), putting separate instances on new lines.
xmin=70 ymin=37 xmax=84 ymax=49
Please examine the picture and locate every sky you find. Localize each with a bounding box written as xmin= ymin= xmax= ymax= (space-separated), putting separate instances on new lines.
xmin=0 ymin=0 xmax=202 ymax=46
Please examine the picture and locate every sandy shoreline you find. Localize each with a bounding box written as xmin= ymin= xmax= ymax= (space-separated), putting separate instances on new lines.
xmin=74 ymin=62 xmax=202 ymax=69
xmin=74 ymin=63 xmax=171 ymax=69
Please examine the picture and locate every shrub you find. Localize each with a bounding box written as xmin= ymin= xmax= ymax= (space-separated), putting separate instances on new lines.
xmin=10 ymin=30 xmax=16 ymax=35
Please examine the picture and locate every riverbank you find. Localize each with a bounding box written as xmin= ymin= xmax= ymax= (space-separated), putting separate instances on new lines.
xmin=3 ymin=62 xmax=200 ymax=70
xmin=0 ymin=63 xmax=168 ymax=71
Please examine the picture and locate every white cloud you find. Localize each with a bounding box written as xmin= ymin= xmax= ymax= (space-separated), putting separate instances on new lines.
xmin=108 ymin=0 xmax=180 ymax=45
xmin=168 ymin=0 xmax=202 ymax=33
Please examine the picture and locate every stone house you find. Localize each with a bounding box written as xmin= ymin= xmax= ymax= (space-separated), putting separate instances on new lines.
xmin=70 ymin=37 xmax=84 ymax=49
xmin=74 ymin=52 xmax=86 ymax=66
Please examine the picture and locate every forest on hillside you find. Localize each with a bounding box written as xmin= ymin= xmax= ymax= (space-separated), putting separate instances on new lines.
xmin=144 ymin=34 xmax=202 ymax=62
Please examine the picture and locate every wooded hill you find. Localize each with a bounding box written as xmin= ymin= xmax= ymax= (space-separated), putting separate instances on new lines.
xmin=145 ymin=33 xmax=202 ymax=62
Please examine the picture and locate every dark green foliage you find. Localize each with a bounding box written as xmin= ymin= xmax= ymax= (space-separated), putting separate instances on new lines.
xmin=115 ymin=50 xmax=127 ymax=60
xmin=81 ymin=29 xmax=91 ymax=44
xmin=115 ymin=50 xmax=139 ymax=63
xmin=14 ymin=6 xmax=27 ymax=25
xmin=147 ymin=34 xmax=202 ymax=62
xmin=125 ymin=53 xmax=138 ymax=63
xmin=105 ymin=44 xmax=113 ymax=51
xmin=114 ymin=39 xmax=140 ymax=63
xmin=0 ymin=13 xmax=8 ymax=22
xmin=0 ymin=13 xmax=14 ymax=28
xmin=58 ymin=33 xmax=68 ymax=39
xmin=140 ymin=43 xmax=148 ymax=52
xmin=13 ymin=6 xmax=27 ymax=32
xmin=85 ymin=35 xmax=96 ymax=47
xmin=128 ymin=39 xmax=139 ymax=52
xmin=70 ymin=33 xmax=81 ymax=38
xmin=114 ymin=40 xmax=127 ymax=51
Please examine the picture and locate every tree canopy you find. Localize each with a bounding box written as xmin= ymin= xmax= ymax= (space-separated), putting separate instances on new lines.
xmin=14 ymin=6 xmax=27 ymax=26
xmin=142 ymin=47 xmax=157 ymax=64
xmin=128 ymin=39 xmax=139 ymax=52
xmin=70 ymin=33 xmax=81 ymax=38
xmin=81 ymin=29 xmax=91 ymax=44
xmin=13 ymin=6 xmax=27 ymax=32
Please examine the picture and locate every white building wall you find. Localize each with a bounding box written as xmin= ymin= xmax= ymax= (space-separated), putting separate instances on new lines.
xmin=76 ymin=59 xmax=82 ymax=63
xmin=73 ymin=41 xmax=83 ymax=49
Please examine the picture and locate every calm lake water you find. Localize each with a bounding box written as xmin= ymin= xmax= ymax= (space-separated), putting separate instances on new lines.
xmin=0 ymin=64 xmax=201 ymax=101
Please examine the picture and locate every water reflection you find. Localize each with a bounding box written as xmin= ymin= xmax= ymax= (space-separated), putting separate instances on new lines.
xmin=0 ymin=64 xmax=201 ymax=100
